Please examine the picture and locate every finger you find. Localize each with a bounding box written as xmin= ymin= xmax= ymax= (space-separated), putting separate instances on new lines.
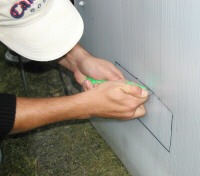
xmin=104 ymin=69 xmax=124 ymax=81
xmin=82 ymin=80 xmax=93 ymax=91
xmin=111 ymin=66 xmax=125 ymax=80
xmin=133 ymin=105 xmax=146 ymax=118
xmin=82 ymin=80 xmax=88 ymax=91
xmin=94 ymin=83 xmax=98 ymax=88
xmin=121 ymin=84 xmax=148 ymax=98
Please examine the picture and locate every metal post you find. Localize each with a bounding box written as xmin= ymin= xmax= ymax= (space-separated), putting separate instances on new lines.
xmin=18 ymin=56 xmax=29 ymax=95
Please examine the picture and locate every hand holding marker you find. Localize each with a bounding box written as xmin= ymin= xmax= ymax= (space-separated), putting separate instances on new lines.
xmin=86 ymin=77 xmax=147 ymax=90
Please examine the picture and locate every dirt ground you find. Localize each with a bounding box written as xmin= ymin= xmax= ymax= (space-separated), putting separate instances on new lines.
xmin=0 ymin=44 xmax=130 ymax=176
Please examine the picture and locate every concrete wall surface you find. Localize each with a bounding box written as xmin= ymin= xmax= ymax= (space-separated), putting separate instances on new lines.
xmin=75 ymin=1 xmax=200 ymax=175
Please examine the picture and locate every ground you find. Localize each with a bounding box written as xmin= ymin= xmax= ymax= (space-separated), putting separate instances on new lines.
xmin=0 ymin=44 xmax=130 ymax=176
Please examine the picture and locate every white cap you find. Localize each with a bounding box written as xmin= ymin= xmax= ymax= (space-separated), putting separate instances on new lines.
xmin=0 ymin=0 xmax=84 ymax=61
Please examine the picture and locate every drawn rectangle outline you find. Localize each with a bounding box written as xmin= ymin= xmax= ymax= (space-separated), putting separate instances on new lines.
xmin=115 ymin=62 xmax=173 ymax=152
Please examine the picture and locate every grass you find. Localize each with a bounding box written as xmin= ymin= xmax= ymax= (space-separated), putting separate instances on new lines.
xmin=0 ymin=44 xmax=130 ymax=176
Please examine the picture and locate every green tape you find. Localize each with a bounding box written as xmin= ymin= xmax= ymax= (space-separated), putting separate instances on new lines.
xmin=86 ymin=77 xmax=106 ymax=84
xmin=86 ymin=77 xmax=147 ymax=90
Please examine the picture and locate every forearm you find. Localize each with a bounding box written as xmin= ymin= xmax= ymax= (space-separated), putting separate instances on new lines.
xmin=12 ymin=93 xmax=91 ymax=134
xmin=9 ymin=80 xmax=148 ymax=135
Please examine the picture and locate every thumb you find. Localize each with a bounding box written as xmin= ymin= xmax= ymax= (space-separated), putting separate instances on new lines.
xmin=121 ymin=84 xmax=148 ymax=98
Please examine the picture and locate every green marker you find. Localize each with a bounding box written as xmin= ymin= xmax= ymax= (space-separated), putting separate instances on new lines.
xmin=87 ymin=77 xmax=147 ymax=90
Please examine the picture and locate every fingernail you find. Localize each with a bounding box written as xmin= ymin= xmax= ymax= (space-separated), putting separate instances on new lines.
xmin=141 ymin=89 xmax=148 ymax=97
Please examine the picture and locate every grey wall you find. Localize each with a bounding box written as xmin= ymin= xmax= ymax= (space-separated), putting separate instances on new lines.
xmin=75 ymin=1 xmax=200 ymax=175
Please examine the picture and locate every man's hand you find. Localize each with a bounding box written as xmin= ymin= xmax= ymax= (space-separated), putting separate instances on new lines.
xmin=82 ymin=81 xmax=148 ymax=119
xmin=75 ymin=57 xmax=125 ymax=91
xmin=58 ymin=44 xmax=124 ymax=90
xmin=58 ymin=44 xmax=148 ymax=119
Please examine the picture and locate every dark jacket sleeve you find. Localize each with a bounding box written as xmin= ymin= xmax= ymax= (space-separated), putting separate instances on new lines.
xmin=0 ymin=94 xmax=16 ymax=138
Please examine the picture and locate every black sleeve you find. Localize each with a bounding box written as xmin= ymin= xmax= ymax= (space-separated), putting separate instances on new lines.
xmin=0 ymin=94 xmax=16 ymax=138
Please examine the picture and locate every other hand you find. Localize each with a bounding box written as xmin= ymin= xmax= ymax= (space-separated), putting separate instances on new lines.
xmin=58 ymin=44 xmax=124 ymax=90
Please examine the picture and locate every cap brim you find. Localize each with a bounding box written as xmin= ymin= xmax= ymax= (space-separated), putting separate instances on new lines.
xmin=0 ymin=0 xmax=84 ymax=61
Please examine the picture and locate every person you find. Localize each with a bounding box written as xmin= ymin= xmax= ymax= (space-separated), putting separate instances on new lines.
xmin=0 ymin=0 xmax=148 ymax=141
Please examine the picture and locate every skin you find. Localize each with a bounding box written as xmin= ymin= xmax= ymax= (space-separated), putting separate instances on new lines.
xmin=11 ymin=44 xmax=148 ymax=134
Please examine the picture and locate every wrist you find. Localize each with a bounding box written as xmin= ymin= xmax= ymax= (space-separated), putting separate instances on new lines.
xmin=71 ymin=92 xmax=94 ymax=119
xmin=65 ymin=44 xmax=92 ymax=72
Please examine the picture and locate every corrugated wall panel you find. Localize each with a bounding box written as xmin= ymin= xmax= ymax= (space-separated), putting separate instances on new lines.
xmin=75 ymin=1 xmax=200 ymax=175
